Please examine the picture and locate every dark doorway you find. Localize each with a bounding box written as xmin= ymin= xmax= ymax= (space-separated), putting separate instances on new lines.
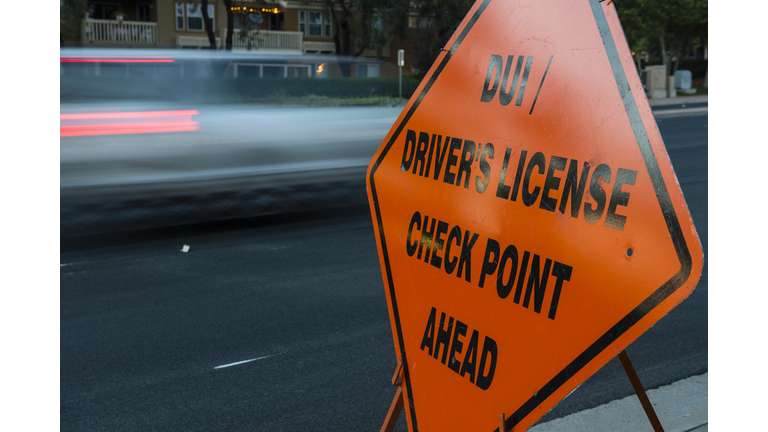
xmin=270 ymin=12 xmax=285 ymax=30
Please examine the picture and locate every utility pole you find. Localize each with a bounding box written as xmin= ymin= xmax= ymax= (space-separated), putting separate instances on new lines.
xmin=398 ymin=49 xmax=404 ymax=99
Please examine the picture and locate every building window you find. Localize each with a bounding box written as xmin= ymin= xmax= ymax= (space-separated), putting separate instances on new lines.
xmin=206 ymin=5 xmax=215 ymax=30
xmin=232 ymin=64 xmax=312 ymax=79
xmin=176 ymin=3 xmax=214 ymax=32
xmin=308 ymin=11 xmax=322 ymax=36
xmin=175 ymin=3 xmax=184 ymax=30
xmin=187 ymin=4 xmax=201 ymax=31
xmin=299 ymin=10 xmax=330 ymax=37
xmin=357 ymin=64 xmax=379 ymax=78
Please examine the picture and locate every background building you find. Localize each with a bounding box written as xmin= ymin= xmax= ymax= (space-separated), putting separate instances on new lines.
xmin=64 ymin=0 xmax=421 ymax=79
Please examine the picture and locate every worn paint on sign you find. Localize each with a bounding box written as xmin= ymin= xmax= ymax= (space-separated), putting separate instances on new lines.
xmin=366 ymin=0 xmax=703 ymax=431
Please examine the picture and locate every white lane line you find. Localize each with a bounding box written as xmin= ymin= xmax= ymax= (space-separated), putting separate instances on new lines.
xmin=60 ymin=262 xmax=84 ymax=267
xmin=214 ymin=353 xmax=283 ymax=370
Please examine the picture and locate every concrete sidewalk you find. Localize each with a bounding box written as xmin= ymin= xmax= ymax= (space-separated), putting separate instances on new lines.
xmin=529 ymin=373 xmax=708 ymax=432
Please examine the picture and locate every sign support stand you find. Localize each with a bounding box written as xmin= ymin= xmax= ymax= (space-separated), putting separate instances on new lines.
xmin=380 ymin=386 xmax=404 ymax=432
xmin=380 ymin=362 xmax=404 ymax=432
xmin=619 ymin=350 xmax=666 ymax=432
xmin=380 ymin=352 xmax=668 ymax=432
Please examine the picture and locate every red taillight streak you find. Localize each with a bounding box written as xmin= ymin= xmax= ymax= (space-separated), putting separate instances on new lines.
xmin=60 ymin=125 xmax=199 ymax=137
xmin=60 ymin=55 xmax=173 ymax=58
xmin=60 ymin=110 xmax=199 ymax=121
xmin=61 ymin=121 xmax=197 ymax=132
xmin=60 ymin=110 xmax=200 ymax=136
xmin=60 ymin=59 xmax=175 ymax=63
xmin=63 ymin=117 xmax=191 ymax=127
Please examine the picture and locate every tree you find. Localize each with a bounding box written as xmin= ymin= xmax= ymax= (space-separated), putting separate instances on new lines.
xmin=615 ymin=0 xmax=648 ymax=73
xmin=193 ymin=0 xmax=234 ymax=51
xmin=201 ymin=0 xmax=217 ymax=50
xmin=60 ymin=0 xmax=88 ymax=45
xmin=321 ymin=0 xmax=408 ymax=77
xmin=666 ymin=0 xmax=707 ymax=77
xmin=223 ymin=0 xmax=234 ymax=51
xmin=409 ymin=0 xmax=474 ymax=74
xmin=188 ymin=0 xmax=232 ymax=76
xmin=323 ymin=0 xmax=370 ymax=77
xmin=616 ymin=0 xmax=707 ymax=95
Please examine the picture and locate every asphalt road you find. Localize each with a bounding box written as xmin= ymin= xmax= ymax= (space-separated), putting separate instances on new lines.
xmin=60 ymin=114 xmax=707 ymax=431
xmin=651 ymin=102 xmax=708 ymax=111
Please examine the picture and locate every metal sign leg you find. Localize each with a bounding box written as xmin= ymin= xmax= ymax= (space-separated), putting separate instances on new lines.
xmin=619 ymin=350 xmax=665 ymax=432
xmin=380 ymin=386 xmax=404 ymax=432
xmin=380 ymin=362 xmax=405 ymax=432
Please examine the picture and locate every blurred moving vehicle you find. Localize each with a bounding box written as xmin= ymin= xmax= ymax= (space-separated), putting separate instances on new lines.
xmin=60 ymin=49 xmax=403 ymax=236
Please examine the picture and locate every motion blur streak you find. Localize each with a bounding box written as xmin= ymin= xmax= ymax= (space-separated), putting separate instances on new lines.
xmin=60 ymin=59 xmax=175 ymax=63
xmin=60 ymin=110 xmax=199 ymax=137
xmin=60 ymin=124 xmax=199 ymax=137
xmin=61 ymin=110 xmax=199 ymax=120
xmin=60 ymin=48 xmax=403 ymax=235
xmin=61 ymin=55 xmax=173 ymax=58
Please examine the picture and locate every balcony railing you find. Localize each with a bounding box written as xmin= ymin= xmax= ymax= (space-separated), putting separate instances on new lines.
xmin=223 ymin=29 xmax=303 ymax=54
xmin=84 ymin=18 xmax=157 ymax=44
xmin=176 ymin=36 xmax=221 ymax=49
xmin=303 ymin=41 xmax=336 ymax=53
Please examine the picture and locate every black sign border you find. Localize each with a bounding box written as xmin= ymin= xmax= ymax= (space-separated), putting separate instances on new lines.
xmin=367 ymin=0 xmax=695 ymax=430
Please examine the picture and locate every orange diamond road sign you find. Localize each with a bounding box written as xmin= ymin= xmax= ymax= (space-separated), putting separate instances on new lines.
xmin=366 ymin=0 xmax=704 ymax=431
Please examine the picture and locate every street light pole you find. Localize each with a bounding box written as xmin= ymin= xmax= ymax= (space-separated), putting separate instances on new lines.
xmin=398 ymin=49 xmax=404 ymax=99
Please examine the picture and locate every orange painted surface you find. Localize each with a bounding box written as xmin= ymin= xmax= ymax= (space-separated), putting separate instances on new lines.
xmin=366 ymin=1 xmax=703 ymax=431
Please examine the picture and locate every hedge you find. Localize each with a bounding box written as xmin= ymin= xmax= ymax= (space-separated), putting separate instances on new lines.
xmin=60 ymin=75 xmax=423 ymax=103
xmin=643 ymin=59 xmax=708 ymax=79
xmin=221 ymin=77 xmax=422 ymax=99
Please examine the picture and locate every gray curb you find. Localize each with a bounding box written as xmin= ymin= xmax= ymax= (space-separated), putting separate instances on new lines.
xmin=528 ymin=372 xmax=707 ymax=432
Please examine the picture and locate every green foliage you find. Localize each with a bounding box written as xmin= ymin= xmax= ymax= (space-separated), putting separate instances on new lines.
xmin=220 ymin=77 xmax=421 ymax=99
xmin=60 ymin=0 xmax=88 ymax=43
xmin=319 ymin=0 xmax=471 ymax=73
xmin=409 ymin=0 xmax=474 ymax=73
xmin=319 ymin=0 xmax=409 ymax=62
xmin=690 ymin=84 xmax=707 ymax=95
xmin=676 ymin=60 xmax=707 ymax=78
xmin=404 ymin=72 xmax=426 ymax=81
xmin=255 ymin=94 xmax=407 ymax=107
xmin=616 ymin=0 xmax=707 ymax=74
xmin=60 ymin=75 xmax=422 ymax=103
